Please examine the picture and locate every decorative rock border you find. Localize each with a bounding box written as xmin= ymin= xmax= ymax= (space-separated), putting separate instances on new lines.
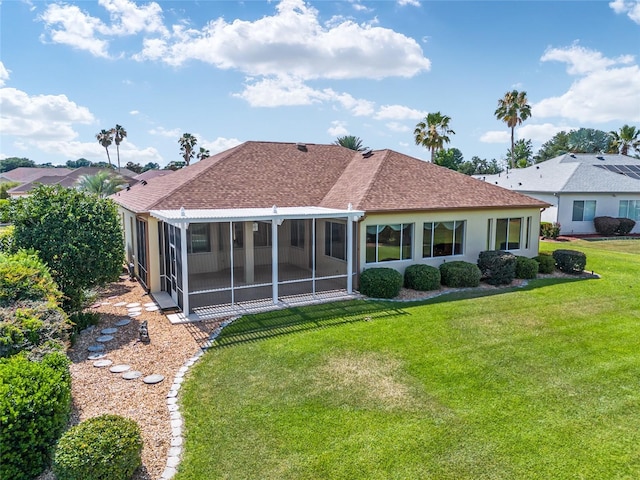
xmin=160 ymin=317 xmax=237 ymax=480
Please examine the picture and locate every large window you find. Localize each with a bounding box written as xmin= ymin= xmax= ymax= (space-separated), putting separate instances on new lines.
xmin=187 ymin=223 xmax=211 ymax=254
xmin=325 ymin=221 xmax=346 ymax=260
xmin=619 ymin=200 xmax=640 ymax=221
xmin=495 ymin=218 xmax=522 ymax=250
xmin=366 ymin=224 xmax=413 ymax=263
xmin=254 ymin=222 xmax=272 ymax=247
xmin=572 ymin=200 xmax=596 ymax=221
xmin=290 ymin=220 xmax=305 ymax=248
xmin=423 ymin=221 xmax=465 ymax=257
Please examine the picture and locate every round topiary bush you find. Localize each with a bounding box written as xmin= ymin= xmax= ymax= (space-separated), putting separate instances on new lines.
xmin=477 ymin=250 xmax=517 ymax=285
xmin=54 ymin=414 xmax=143 ymax=480
xmin=534 ymin=253 xmax=556 ymax=274
xmin=439 ymin=261 xmax=481 ymax=288
xmin=359 ymin=267 xmax=404 ymax=299
xmin=515 ymin=256 xmax=539 ymax=279
xmin=404 ymin=264 xmax=440 ymax=291
xmin=552 ymin=249 xmax=587 ymax=274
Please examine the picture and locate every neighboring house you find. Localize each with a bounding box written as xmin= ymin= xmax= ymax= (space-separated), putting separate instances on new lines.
xmin=477 ymin=153 xmax=640 ymax=235
xmin=0 ymin=167 xmax=71 ymax=185
xmin=111 ymin=141 xmax=548 ymax=320
xmin=133 ymin=169 xmax=174 ymax=182
xmin=7 ymin=167 xmax=138 ymax=197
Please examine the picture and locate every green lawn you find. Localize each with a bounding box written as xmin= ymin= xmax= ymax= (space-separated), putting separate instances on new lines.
xmin=177 ymin=240 xmax=640 ymax=480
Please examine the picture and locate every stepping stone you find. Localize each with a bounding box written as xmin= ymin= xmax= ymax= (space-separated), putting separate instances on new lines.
xmin=126 ymin=302 xmax=141 ymax=308
xmin=122 ymin=370 xmax=143 ymax=380
xmin=101 ymin=301 xmax=111 ymax=305
xmin=129 ymin=312 xmax=141 ymax=317
xmin=90 ymin=303 xmax=101 ymax=309
xmin=115 ymin=318 xmax=131 ymax=326
xmin=143 ymin=302 xmax=157 ymax=307
xmin=143 ymin=374 xmax=164 ymax=384
xmin=145 ymin=306 xmax=159 ymax=312
xmin=88 ymin=353 xmax=106 ymax=360
xmin=96 ymin=335 xmax=114 ymax=343
xmin=128 ymin=306 xmax=142 ymax=311
xmin=101 ymin=327 xmax=118 ymax=335
xmin=88 ymin=344 xmax=105 ymax=352
xmin=109 ymin=364 xmax=131 ymax=373
xmin=93 ymin=359 xmax=113 ymax=368
xmin=113 ymin=301 xmax=127 ymax=307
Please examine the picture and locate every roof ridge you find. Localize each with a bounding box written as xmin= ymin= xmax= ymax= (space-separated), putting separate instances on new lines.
xmin=358 ymin=149 xmax=391 ymax=208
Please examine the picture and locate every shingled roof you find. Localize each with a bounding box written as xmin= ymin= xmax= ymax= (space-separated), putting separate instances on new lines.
xmin=112 ymin=141 xmax=548 ymax=214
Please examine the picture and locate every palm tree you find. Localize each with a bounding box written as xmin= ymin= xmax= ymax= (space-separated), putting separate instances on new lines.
xmin=196 ymin=146 xmax=210 ymax=163
xmin=414 ymin=112 xmax=455 ymax=162
xmin=76 ymin=171 xmax=127 ymax=198
xmin=334 ymin=135 xmax=365 ymax=151
xmin=113 ymin=124 xmax=127 ymax=171
xmin=609 ymin=125 xmax=640 ymax=156
xmin=96 ymin=129 xmax=115 ymax=169
xmin=179 ymin=133 xmax=198 ymax=167
xmin=494 ymin=90 xmax=531 ymax=169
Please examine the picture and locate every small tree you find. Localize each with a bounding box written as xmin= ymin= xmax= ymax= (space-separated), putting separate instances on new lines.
xmin=179 ymin=133 xmax=198 ymax=167
xmin=10 ymin=185 xmax=124 ymax=312
xmin=76 ymin=171 xmax=127 ymax=198
xmin=334 ymin=135 xmax=365 ymax=151
xmin=96 ymin=129 xmax=115 ymax=169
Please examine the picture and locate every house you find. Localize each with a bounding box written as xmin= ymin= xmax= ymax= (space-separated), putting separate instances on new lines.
xmin=477 ymin=153 xmax=640 ymax=235
xmin=7 ymin=167 xmax=138 ymax=197
xmin=0 ymin=167 xmax=71 ymax=185
xmin=111 ymin=141 xmax=548 ymax=320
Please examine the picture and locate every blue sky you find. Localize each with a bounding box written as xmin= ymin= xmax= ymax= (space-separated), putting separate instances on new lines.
xmin=1 ymin=0 xmax=639 ymax=168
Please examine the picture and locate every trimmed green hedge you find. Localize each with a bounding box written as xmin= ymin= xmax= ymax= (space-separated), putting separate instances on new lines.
xmin=404 ymin=264 xmax=440 ymax=291
xmin=534 ymin=253 xmax=556 ymax=274
xmin=439 ymin=261 xmax=481 ymax=288
xmin=477 ymin=250 xmax=517 ymax=285
xmin=515 ymin=256 xmax=539 ymax=279
xmin=552 ymin=249 xmax=587 ymax=274
xmin=0 ymin=250 xmax=62 ymax=307
xmin=0 ymin=352 xmax=72 ymax=480
xmin=359 ymin=268 xmax=404 ymax=299
xmin=53 ymin=415 xmax=143 ymax=480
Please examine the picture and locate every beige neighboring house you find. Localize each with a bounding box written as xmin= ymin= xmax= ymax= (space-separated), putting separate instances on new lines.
xmin=7 ymin=167 xmax=138 ymax=197
xmin=111 ymin=141 xmax=548 ymax=320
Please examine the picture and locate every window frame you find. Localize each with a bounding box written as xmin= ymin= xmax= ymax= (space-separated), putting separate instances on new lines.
xmin=325 ymin=221 xmax=347 ymax=261
xmin=365 ymin=223 xmax=414 ymax=263
xmin=290 ymin=219 xmax=305 ymax=248
xmin=187 ymin=223 xmax=211 ymax=254
xmin=495 ymin=217 xmax=522 ymax=250
xmin=422 ymin=220 xmax=465 ymax=258
xmin=572 ymin=200 xmax=597 ymax=222
xmin=619 ymin=200 xmax=640 ymax=221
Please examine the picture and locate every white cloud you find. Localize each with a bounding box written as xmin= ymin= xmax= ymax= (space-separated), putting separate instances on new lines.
xmin=0 ymin=62 xmax=9 ymax=87
xmin=398 ymin=0 xmax=421 ymax=6
xmin=134 ymin=0 xmax=430 ymax=80
xmin=129 ymin=110 xmax=139 ymax=115
xmin=148 ymin=126 xmax=182 ymax=138
xmin=98 ymin=0 xmax=168 ymax=36
xmin=332 ymin=92 xmax=376 ymax=116
xmin=609 ymin=0 xmax=640 ymax=24
xmin=0 ymin=87 xmax=94 ymax=140
xmin=536 ymin=45 xmax=640 ymax=123
xmin=480 ymin=131 xmax=510 ymax=144
xmin=518 ymin=123 xmax=575 ymax=143
xmin=386 ymin=122 xmax=410 ymax=133
xmin=374 ymin=104 xmax=426 ymax=120
xmin=327 ymin=120 xmax=349 ymax=137
xmin=201 ymin=137 xmax=243 ymax=155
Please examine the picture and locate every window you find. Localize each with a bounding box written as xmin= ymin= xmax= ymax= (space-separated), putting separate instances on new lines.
xmin=619 ymin=200 xmax=640 ymax=221
xmin=290 ymin=220 xmax=305 ymax=248
xmin=254 ymin=222 xmax=272 ymax=247
xmin=423 ymin=221 xmax=465 ymax=258
xmin=187 ymin=223 xmax=211 ymax=253
xmin=365 ymin=223 xmax=413 ymax=263
xmin=325 ymin=221 xmax=346 ymax=260
xmin=572 ymin=200 xmax=596 ymax=221
xmin=495 ymin=217 xmax=522 ymax=250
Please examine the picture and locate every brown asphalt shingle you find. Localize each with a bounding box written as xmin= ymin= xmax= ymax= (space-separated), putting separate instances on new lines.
xmin=112 ymin=141 xmax=548 ymax=214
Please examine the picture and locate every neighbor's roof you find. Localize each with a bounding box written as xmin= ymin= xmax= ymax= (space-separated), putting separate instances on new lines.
xmin=8 ymin=167 xmax=138 ymax=195
xmin=477 ymin=153 xmax=640 ymax=194
xmin=0 ymin=167 xmax=71 ymax=183
xmin=112 ymin=141 xmax=548 ymax=214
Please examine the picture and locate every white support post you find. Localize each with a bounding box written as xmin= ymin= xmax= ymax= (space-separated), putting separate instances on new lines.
xmin=180 ymin=223 xmax=190 ymax=315
xmin=229 ymin=222 xmax=234 ymax=305
xmin=272 ymin=219 xmax=279 ymax=304
xmin=346 ymin=215 xmax=353 ymax=294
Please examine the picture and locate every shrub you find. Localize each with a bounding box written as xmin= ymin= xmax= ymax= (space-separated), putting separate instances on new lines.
xmin=534 ymin=253 xmax=556 ymax=274
xmin=439 ymin=261 xmax=481 ymax=288
xmin=53 ymin=415 xmax=143 ymax=480
xmin=404 ymin=264 xmax=440 ymax=291
xmin=0 ymin=352 xmax=71 ymax=480
xmin=0 ymin=224 xmax=15 ymax=253
xmin=515 ymin=256 xmax=539 ymax=279
xmin=359 ymin=268 xmax=404 ymax=299
xmin=593 ymin=216 xmax=618 ymax=236
xmin=540 ymin=221 xmax=561 ymax=239
xmin=552 ymin=249 xmax=587 ymax=274
xmin=616 ymin=217 xmax=636 ymax=235
xmin=69 ymin=311 xmax=100 ymax=337
xmin=0 ymin=250 xmax=62 ymax=307
xmin=0 ymin=301 xmax=70 ymax=359
xmin=477 ymin=250 xmax=517 ymax=285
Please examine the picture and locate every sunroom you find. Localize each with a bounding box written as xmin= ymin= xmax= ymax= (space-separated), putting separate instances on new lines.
xmin=150 ymin=205 xmax=364 ymax=320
